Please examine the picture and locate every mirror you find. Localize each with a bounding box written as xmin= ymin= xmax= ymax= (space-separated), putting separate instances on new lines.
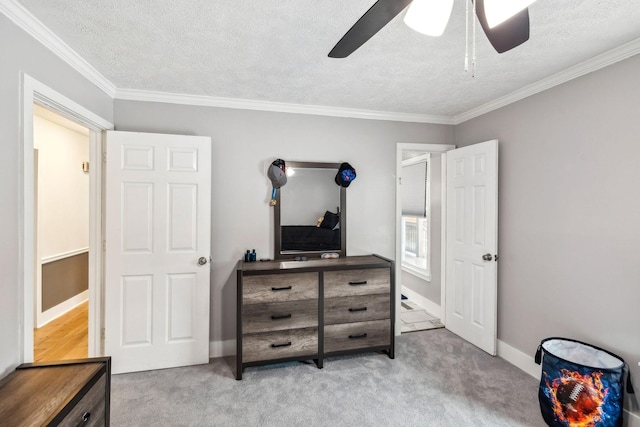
xmin=274 ymin=161 xmax=346 ymax=259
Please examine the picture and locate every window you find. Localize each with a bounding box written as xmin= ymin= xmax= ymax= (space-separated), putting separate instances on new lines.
xmin=401 ymin=154 xmax=431 ymax=281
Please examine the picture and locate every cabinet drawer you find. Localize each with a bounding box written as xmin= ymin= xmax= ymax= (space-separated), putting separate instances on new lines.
xmin=243 ymin=299 xmax=318 ymax=334
xmin=324 ymin=320 xmax=390 ymax=354
xmin=243 ymin=328 xmax=318 ymax=363
xmin=59 ymin=374 xmax=106 ymax=427
xmin=243 ymin=272 xmax=317 ymax=304
xmin=324 ymin=268 xmax=390 ymax=298
xmin=324 ymin=294 xmax=390 ymax=325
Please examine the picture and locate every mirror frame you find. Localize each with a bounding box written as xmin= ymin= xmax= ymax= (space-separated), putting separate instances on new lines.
xmin=274 ymin=161 xmax=346 ymax=259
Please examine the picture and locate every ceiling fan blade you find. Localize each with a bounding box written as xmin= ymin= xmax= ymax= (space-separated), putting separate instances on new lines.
xmin=475 ymin=0 xmax=530 ymax=53
xmin=328 ymin=0 xmax=414 ymax=58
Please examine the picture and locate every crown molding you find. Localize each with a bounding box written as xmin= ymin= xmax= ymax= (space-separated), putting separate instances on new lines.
xmin=111 ymin=34 xmax=640 ymax=126
xmin=0 ymin=0 xmax=116 ymax=97
xmin=114 ymin=88 xmax=455 ymax=125
xmin=3 ymin=0 xmax=639 ymax=126
xmin=453 ymin=37 xmax=640 ymax=124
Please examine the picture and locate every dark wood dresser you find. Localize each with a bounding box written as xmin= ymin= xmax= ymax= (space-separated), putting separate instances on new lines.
xmin=0 ymin=357 xmax=111 ymax=426
xmin=236 ymin=255 xmax=394 ymax=380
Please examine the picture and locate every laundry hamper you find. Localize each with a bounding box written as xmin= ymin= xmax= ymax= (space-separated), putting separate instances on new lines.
xmin=535 ymin=337 xmax=634 ymax=427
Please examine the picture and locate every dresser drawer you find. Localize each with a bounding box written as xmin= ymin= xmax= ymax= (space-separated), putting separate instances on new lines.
xmin=324 ymin=268 xmax=390 ymax=298
xmin=243 ymin=299 xmax=318 ymax=334
xmin=243 ymin=272 xmax=317 ymax=304
xmin=243 ymin=328 xmax=318 ymax=363
xmin=324 ymin=294 xmax=390 ymax=325
xmin=60 ymin=373 xmax=106 ymax=427
xmin=0 ymin=359 xmax=110 ymax=426
xmin=324 ymin=320 xmax=390 ymax=354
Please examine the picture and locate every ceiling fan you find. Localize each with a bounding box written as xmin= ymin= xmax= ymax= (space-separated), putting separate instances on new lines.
xmin=328 ymin=0 xmax=535 ymax=58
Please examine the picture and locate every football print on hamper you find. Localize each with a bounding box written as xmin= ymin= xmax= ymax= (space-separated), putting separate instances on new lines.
xmin=543 ymin=370 xmax=608 ymax=425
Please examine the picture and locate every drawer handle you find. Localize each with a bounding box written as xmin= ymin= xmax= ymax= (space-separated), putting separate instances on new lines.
xmin=348 ymin=307 xmax=367 ymax=312
xmin=271 ymin=314 xmax=292 ymax=320
xmin=271 ymin=286 xmax=292 ymax=291
xmin=348 ymin=333 xmax=368 ymax=340
xmin=271 ymin=341 xmax=292 ymax=348
xmin=348 ymin=280 xmax=367 ymax=286
xmin=82 ymin=412 xmax=91 ymax=424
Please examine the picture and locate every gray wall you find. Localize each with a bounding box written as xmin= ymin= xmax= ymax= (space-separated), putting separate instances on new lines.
xmin=113 ymin=100 xmax=455 ymax=344
xmin=455 ymin=53 xmax=640 ymax=402
xmin=0 ymin=14 xmax=113 ymax=377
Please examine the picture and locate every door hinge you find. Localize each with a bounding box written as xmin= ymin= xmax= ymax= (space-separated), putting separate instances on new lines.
xmin=102 ymin=240 xmax=106 ymax=251
xmin=101 ymin=328 xmax=105 ymax=340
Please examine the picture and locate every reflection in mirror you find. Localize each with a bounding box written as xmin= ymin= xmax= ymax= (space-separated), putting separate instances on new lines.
xmin=274 ymin=162 xmax=346 ymax=259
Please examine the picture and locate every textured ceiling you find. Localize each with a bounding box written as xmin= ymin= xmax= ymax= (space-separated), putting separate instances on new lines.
xmin=14 ymin=0 xmax=640 ymax=119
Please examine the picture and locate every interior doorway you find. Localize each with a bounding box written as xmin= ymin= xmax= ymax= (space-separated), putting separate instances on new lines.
xmin=21 ymin=74 xmax=113 ymax=363
xmin=33 ymin=104 xmax=90 ymax=362
xmin=396 ymin=140 xmax=500 ymax=356
xmin=399 ymin=151 xmax=442 ymax=333
xmin=395 ymin=143 xmax=454 ymax=336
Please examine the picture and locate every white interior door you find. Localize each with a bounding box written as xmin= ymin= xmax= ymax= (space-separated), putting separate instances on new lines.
xmin=445 ymin=140 xmax=498 ymax=355
xmin=105 ymin=131 xmax=211 ymax=374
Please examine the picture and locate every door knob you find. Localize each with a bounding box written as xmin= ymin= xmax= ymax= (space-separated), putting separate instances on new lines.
xmin=198 ymin=257 xmax=208 ymax=266
xmin=482 ymin=253 xmax=493 ymax=261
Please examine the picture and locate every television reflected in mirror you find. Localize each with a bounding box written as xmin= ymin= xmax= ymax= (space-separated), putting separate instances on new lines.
xmin=274 ymin=161 xmax=346 ymax=259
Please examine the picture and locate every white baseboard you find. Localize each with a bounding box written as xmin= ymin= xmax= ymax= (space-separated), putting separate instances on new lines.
xmin=209 ymin=339 xmax=235 ymax=359
xmin=496 ymin=339 xmax=542 ymax=379
xmin=37 ymin=290 xmax=88 ymax=328
xmin=401 ymin=286 xmax=441 ymax=319
xmin=497 ymin=339 xmax=640 ymax=425
xmin=624 ymin=411 xmax=640 ymax=427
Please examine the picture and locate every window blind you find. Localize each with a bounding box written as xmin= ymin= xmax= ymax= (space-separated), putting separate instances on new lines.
xmin=401 ymin=160 xmax=428 ymax=217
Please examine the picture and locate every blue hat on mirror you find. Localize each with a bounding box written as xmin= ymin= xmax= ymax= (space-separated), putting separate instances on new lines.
xmin=335 ymin=162 xmax=356 ymax=187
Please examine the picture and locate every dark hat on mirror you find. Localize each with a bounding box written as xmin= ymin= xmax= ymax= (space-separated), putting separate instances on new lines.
xmin=335 ymin=162 xmax=356 ymax=187
xmin=268 ymin=159 xmax=287 ymax=189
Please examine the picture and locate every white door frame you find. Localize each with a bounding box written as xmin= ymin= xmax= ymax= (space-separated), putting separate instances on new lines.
xmin=21 ymin=74 xmax=113 ymax=362
xmin=395 ymin=143 xmax=455 ymax=336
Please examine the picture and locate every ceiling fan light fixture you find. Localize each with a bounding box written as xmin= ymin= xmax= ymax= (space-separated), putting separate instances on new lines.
xmin=404 ymin=0 xmax=454 ymax=37
xmin=484 ymin=0 xmax=536 ymax=28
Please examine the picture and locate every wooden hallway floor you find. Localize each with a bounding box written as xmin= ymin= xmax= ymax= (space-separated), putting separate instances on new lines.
xmin=34 ymin=301 xmax=88 ymax=362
